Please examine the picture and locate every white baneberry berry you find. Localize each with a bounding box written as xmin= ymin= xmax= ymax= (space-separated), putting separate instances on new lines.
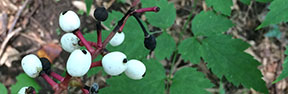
xmin=21 ymin=54 xmax=42 ymax=78
xmin=59 ymin=10 xmax=80 ymax=32
xmin=66 ymin=49 xmax=91 ymax=77
xmin=102 ymin=51 xmax=127 ymax=76
xmin=125 ymin=60 xmax=146 ymax=80
xmin=60 ymin=33 xmax=80 ymax=52
xmin=109 ymin=32 xmax=125 ymax=46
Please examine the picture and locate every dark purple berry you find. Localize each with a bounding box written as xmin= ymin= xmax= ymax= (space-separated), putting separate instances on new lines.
xmin=144 ymin=35 xmax=156 ymax=51
xmin=94 ymin=7 xmax=108 ymax=21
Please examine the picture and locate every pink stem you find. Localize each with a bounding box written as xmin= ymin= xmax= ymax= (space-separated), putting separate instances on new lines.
xmin=135 ymin=7 xmax=160 ymax=13
xmin=96 ymin=23 xmax=103 ymax=48
xmin=79 ymin=41 xmax=98 ymax=48
xmin=60 ymin=73 xmax=72 ymax=88
xmin=90 ymin=61 xmax=102 ymax=68
xmin=81 ymin=88 xmax=89 ymax=94
xmin=74 ymin=30 xmax=95 ymax=54
xmin=41 ymin=73 xmax=58 ymax=89
xmin=50 ymin=72 xmax=64 ymax=81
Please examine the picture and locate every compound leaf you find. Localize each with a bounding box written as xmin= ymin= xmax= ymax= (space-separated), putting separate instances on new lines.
xmin=99 ymin=59 xmax=166 ymax=94
xmin=178 ymin=37 xmax=202 ymax=64
xmin=205 ymin=0 xmax=233 ymax=16
xmin=273 ymin=45 xmax=288 ymax=83
xmin=141 ymin=0 xmax=176 ymax=29
xmin=257 ymin=0 xmax=288 ymax=29
xmin=0 ymin=83 xmax=7 ymax=94
xmin=10 ymin=73 xmax=41 ymax=94
xmin=192 ymin=11 xmax=233 ymax=36
xmin=170 ymin=67 xmax=214 ymax=94
xmin=154 ymin=32 xmax=176 ymax=60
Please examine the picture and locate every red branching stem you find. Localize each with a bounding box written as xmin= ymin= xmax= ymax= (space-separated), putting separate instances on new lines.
xmin=41 ymin=73 xmax=58 ymax=90
xmin=50 ymin=72 xmax=64 ymax=81
xmin=74 ymin=30 xmax=95 ymax=54
xmin=90 ymin=61 xmax=102 ymax=68
xmin=59 ymin=73 xmax=72 ymax=88
xmin=119 ymin=16 xmax=129 ymax=32
xmin=79 ymin=41 xmax=98 ymax=48
xmin=81 ymin=88 xmax=89 ymax=94
xmin=135 ymin=7 xmax=160 ymax=13
xmin=96 ymin=22 xmax=103 ymax=48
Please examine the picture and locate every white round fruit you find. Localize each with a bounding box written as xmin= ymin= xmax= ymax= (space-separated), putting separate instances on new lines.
xmin=21 ymin=54 xmax=43 ymax=78
xmin=60 ymin=33 xmax=80 ymax=52
xmin=102 ymin=51 xmax=127 ymax=76
xmin=125 ymin=60 xmax=146 ymax=80
xmin=66 ymin=49 xmax=91 ymax=77
xmin=109 ymin=32 xmax=125 ymax=46
xmin=18 ymin=87 xmax=28 ymax=94
xmin=59 ymin=10 xmax=80 ymax=32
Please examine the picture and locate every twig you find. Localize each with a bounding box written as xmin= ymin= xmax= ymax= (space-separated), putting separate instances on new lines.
xmin=8 ymin=0 xmax=30 ymax=33
xmin=0 ymin=13 xmax=8 ymax=36
xmin=0 ymin=27 xmax=22 ymax=59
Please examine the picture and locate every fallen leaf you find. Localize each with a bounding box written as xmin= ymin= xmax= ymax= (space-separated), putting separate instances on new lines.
xmin=0 ymin=46 xmax=20 ymax=67
xmin=37 ymin=43 xmax=62 ymax=63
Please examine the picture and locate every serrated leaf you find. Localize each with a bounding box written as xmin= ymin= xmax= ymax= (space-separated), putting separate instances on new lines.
xmin=84 ymin=0 xmax=93 ymax=16
xmin=200 ymin=35 xmax=268 ymax=93
xmin=257 ymin=0 xmax=288 ymax=29
xmin=205 ymin=0 xmax=233 ymax=16
xmin=0 ymin=83 xmax=7 ymax=94
xmin=170 ymin=67 xmax=214 ymax=94
xmin=154 ymin=32 xmax=176 ymax=60
xmin=273 ymin=45 xmax=288 ymax=83
xmin=10 ymin=73 xmax=41 ymax=94
xmin=141 ymin=0 xmax=176 ymax=29
xmin=99 ymin=59 xmax=166 ymax=94
xmin=192 ymin=11 xmax=233 ymax=36
xmin=178 ymin=37 xmax=202 ymax=64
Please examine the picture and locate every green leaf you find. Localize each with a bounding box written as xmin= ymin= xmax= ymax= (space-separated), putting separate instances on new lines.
xmin=116 ymin=0 xmax=126 ymax=3
xmin=200 ymin=35 xmax=268 ymax=93
xmin=273 ymin=45 xmax=288 ymax=83
xmin=10 ymin=73 xmax=41 ymax=94
xmin=256 ymin=0 xmax=273 ymax=3
xmin=170 ymin=67 xmax=214 ymax=94
xmin=154 ymin=32 xmax=176 ymax=60
xmin=205 ymin=0 xmax=233 ymax=16
xmin=99 ymin=59 xmax=166 ymax=94
xmin=219 ymin=82 xmax=225 ymax=94
xmin=240 ymin=0 xmax=251 ymax=5
xmin=141 ymin=0 xmax=176 ymax=29
xmin=257 ymin=0 xmax=288 ymax=29
xmin=103 ymin=11 xmax=123 ymax=29
xmin=192 ymin=11 xmax=233 ymax=36
xmin=0 ymin=83 xmax=7 ymax=94
xmin=84 ymin=0 xmax=93 ymax=16
xmin=178 ymin=37 xmax=202 ymax=64
xmin=87 ymin=67 xmax=103 ymax=78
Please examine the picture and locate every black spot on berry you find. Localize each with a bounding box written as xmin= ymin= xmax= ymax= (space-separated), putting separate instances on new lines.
xmin=123 ymin=58 xmax=128 ymax=63
xmin=82 ymin=50 xmax=87 ymax=54
xmin=144 ymin=35 xmax=156 ymax=51
xmin=142 ymin=72 xmax=146 ymax=77
xmin=156 ymin=7 xmax=160 ymax=12
xmin=40 ymin=58 xmax=51 ymax=74
xmin=94 ymin=7 xmax=108 ymax=21
xmin=62 ymin=11 xmax=68 ymax=15
xmin=26 ymin=86 xmax=35 ymax=94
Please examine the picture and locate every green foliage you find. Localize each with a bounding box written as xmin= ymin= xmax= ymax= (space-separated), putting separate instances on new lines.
xmin=154 ymin=32 xmax=176 ymax=60
xmin=205 ymin=0 xmax=233 ymax=16
xmin=102 ymin=10 xmax=123 ymax=29
xmin=257 ymin=0 xmax=288 ymax=29
xmin=273 ymin=45 xmax=288 ymax=83
xmin=192 ymin=11 xmax=233 ymax=36
xmin=179 ymin=11 xmax=268 ymax=93
xmin=116 ymin=0 xmax=126 ymax=3
xmin=84 ymin=0 xmax=93 ymax=16
xmin=256 ymin=0 xmax=273 ymax=3
xmin=265 ymin=24 xmax=282 ymax=39
xmin=240 ymin=0 xmax=251 ymax=5
xmin=170 ymin=68 xmax=214 ymax=94
xmin=87 ymin=67 xmax=103 ymax=78
xmin=0 ymin=83 xmax=7 ymax=94
xmin=178 ymin=37 xmax=202 ymax=64
xmin=77 ymin=10 xmax=85 ymax=16
xmin=141 ymin=0 xmax=176 ymax=29
xmin=99 ymin=59 xmax=166 ymax=94
xmin=219 ymin=82 xmax=225 ymax=94
xmin=10 ymin=73 xmax=41 ymax=94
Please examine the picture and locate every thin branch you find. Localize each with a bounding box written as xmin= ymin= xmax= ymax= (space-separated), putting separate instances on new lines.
xmin=8 ymin=0 xmax=30 ymax=33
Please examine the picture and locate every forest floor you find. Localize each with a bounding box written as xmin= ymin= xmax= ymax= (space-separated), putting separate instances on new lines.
xmin=0 ymin=0 xmax=288 ymax=94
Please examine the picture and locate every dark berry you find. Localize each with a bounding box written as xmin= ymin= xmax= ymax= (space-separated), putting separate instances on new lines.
xmin=93 ymin=7 xmax=108 ymax=21
xmin=40 ymin=58 xmax=51 ymax=74
xmin=144 ymin=35 xmax=156 ymax=51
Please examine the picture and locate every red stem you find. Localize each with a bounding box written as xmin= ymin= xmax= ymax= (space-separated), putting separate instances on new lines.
xmin=96 ymin=22 xmax=103 ymax=48
xmin=79 ymin=41 xmax=98 ymax=48
xmin=90 ymin=61 xmax=102 ymax=68
xmin=135 ymin=7 xmax=160 ymax=13
xmin=41 ymin=73 xmax=58 ymax=90
xmin=50 ymin=72 xmax=64 ymax=81
xmin=59 ymin=72 xmax=72 ymax=88
xmin=73 ymin=30 xmax=95 ymax=54
xmin=81 ymin=88 xmax=89 ymax=94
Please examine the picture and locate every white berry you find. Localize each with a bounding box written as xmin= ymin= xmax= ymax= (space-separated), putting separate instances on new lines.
xmin=125 ymin=60 xmax=146 ymax=80
xmin=21 ymin=54 xmax=42 ymax=78
xmin=59 ymin=10 xmax=80 ymax=32
xmin=102 ymin=51 xmax=127 ymax=76
xmin=66 ymin=49 xmax=91 ymax=77
xmin=109 ymin=32 xmax=125 ymax=46
xmin=18 ymin=87 xmax=28 ymax=94
xmin=60 ymin=33 xmax=80 ymax=52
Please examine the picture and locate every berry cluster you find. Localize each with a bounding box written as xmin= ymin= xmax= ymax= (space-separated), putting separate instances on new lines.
xmin=18 ymin=1 xmax=160 ymax=94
